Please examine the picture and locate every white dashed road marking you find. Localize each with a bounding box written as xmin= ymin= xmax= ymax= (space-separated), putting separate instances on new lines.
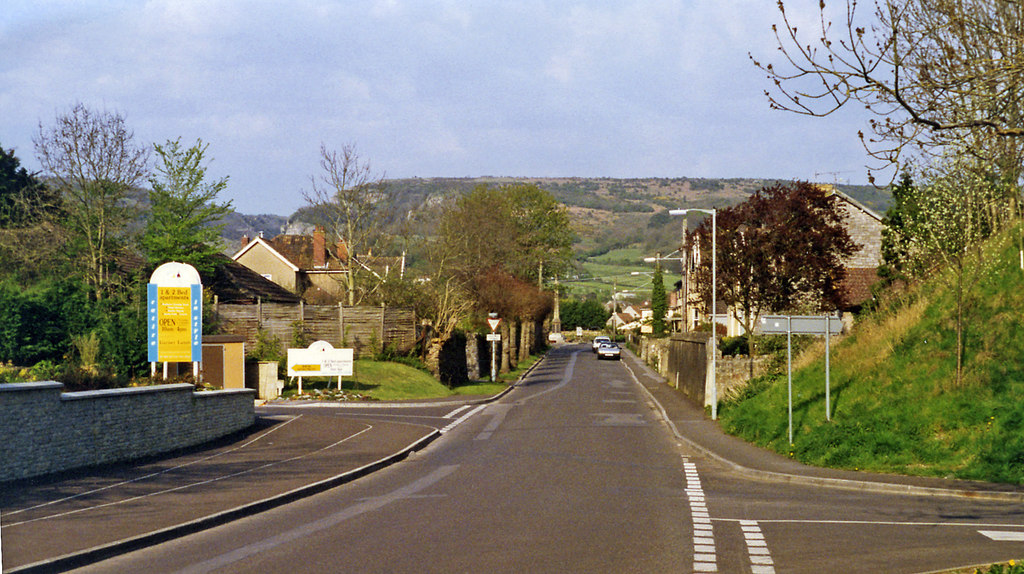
xmin=684 ymin=456 xmax=717 ymax=572
xmin=443 ymin=405 xmax=472 ymax=419
xmin=739 ymin=520 xmax=776 ymax=574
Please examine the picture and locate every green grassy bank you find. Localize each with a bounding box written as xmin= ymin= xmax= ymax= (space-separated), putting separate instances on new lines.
xmin=718 ymin=228 xmax=1024 ymax=484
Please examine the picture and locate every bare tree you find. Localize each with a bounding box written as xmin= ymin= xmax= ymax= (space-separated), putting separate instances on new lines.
xmin=753 ymin=0 xmax=1024 ymax=182
xmin=305 ymin=143 xmax=395 ymax=305
xmin=33 ymin=103 xmax=150 ymax=296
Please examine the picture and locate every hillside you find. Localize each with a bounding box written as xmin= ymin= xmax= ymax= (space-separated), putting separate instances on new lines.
xmin=227 ymin=177 xmax=889 ymax=248
xmin=377 ymin=177 xmax=890 ymax=256
xmin=718 ymin=226 xmax=1024 ymax=484
xmin=223 ymin=176 xmax=890 ymax=301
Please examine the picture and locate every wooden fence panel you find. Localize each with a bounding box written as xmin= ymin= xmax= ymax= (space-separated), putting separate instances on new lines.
xmin=213 ymin=301 xmax=415 ymax=358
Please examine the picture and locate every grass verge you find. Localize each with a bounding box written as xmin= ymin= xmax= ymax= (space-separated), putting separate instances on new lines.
xmin=718 ymin=228 xmax=1024 ymax=484
xmin=279 ymin=354 xmax=541 ymax=402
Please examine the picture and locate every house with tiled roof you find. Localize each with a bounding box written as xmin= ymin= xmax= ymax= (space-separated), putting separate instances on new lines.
xmin=232 ymin=227 xmax=406 ymax=304
xmin=203 ymin=254 xmax=302 ymax=305
xmin=232 ymin=227 xmax=349 ymax=302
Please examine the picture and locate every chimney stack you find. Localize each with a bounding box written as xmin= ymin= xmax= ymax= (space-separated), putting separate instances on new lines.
xmin=240 ymin=234 xmax=250 ymax=250
xmin=313 ymin=226 xmax=326 ymax=268
xmin=336 ymin=239 xmax=348 ymax=264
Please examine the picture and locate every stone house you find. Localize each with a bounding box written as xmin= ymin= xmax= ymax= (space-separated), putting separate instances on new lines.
xmin=668 ymin=185 xmax=885 ymax=336
xmin=827 ymin=186 xmax=884 ymax=310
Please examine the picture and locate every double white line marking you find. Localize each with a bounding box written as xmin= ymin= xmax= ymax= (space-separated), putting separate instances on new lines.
xmin=440 ymin=404 xmax=487 ymax=433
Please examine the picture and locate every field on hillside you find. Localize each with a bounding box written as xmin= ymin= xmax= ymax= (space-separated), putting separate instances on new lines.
xmin=561 ymin=247 xmax=660 ymax=302
xmin=718 ymin=226 xmax=1024 ymax=484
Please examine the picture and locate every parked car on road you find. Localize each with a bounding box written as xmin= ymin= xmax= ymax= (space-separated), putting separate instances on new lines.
xmin=596 ymin=342 xmax=621 ymax=360
xmin=591 ymin=336 xmax=611 ymax=353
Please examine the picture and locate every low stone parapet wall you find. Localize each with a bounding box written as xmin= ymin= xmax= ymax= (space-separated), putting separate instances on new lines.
xmin=0 ymin=382 xmax=255 ymax=483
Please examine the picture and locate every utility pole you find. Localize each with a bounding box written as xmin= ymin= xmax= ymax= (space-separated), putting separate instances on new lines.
xmin=682 ymin=218 xmax=690 ymax=332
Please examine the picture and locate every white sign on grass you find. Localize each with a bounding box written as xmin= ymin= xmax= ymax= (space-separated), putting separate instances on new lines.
xmin=287 ymin=341 xmax=353 ymax=377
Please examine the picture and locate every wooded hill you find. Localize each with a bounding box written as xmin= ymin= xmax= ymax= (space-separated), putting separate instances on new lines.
xmin=226 ymin=177 xmax=892 ymax=261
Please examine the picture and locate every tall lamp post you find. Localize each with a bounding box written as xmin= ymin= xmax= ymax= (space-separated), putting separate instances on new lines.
xmin=668 ymin=208 xmax=718 ymax=420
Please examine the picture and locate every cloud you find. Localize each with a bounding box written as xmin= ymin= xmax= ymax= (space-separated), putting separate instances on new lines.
xmin=0 ymin=1 xmax=877 ymax=215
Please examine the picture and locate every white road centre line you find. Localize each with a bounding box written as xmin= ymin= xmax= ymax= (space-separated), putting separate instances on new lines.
xmin=440 ymin=404 xmax=487 ymax=433
xmin=980 ymin=530 xmax=1024 ymax=541
xmin=443 ymin=405 xmax=472 ymax=419
xmin=739 ymin=520 xmax=776 ymax=574
xmin=684 ymin=456 xmax=717 ymax=572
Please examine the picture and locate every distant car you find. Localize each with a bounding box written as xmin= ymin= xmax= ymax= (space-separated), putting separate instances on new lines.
xmin=592 ymin=336 xmax=611 ymax=353
xmin=596 ymin=342 xmax=621 ymax=360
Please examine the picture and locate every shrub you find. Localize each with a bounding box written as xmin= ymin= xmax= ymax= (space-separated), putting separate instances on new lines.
xmin=720 ymin=335 xmax=747 ymax=356
xmin=248 ymin=329 xmax=284 ymax=363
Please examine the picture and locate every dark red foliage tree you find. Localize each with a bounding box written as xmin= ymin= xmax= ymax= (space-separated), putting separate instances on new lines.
xmin=690 ymin=181 xmax=857 ymax=362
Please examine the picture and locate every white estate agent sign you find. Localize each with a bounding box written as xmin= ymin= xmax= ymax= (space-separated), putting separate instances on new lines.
xmin=287 ymin=341 xmax=354 ymax=377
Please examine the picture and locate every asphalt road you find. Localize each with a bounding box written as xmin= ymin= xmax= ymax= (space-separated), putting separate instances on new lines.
xmin=8 ymin=344 xmax=1024 ymax=573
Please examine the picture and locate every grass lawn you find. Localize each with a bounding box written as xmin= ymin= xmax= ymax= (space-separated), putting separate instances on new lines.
xmin=279 ymin=355 xmax=541 ymax=402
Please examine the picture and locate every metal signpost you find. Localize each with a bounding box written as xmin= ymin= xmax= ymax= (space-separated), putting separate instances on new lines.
xmin=148 ymin=262 xmax=203 ymax=380
xmin=758 ymin=314 xmax=842 ymax=444
xmin=487 ymin=313 xmax=501 ymax=382
xmin=287 ymin=340 xmax=354 ymax=394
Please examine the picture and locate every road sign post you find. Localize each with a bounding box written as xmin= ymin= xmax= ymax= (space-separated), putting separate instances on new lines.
xmin=757 ymin=314 xmax=843 ymax=444
xmin=488 ymin=313 xmax=501 ymax=382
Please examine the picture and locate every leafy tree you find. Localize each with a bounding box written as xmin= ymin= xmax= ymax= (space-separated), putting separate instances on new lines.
xmin=0 ymin=278 xmax=97 ymax=366
xmin=435 ymin=184 xmax=517 ymax=283
xmin=0 ymin=144 xmax=64 ymax=283
xmin=505 ymin=183 xmax=575 ymax=285
xmin=421 ymin=183 xmax=572 ymax=369
xmin=690 ymin=182 xmax=857 ymax=367
xmin=754 ymin=1 xmax=1024 ymax=182
xmin=33 ymin=103 xmax=150 ymax=298
xmin=558 ymin=298 xmax=611 ymax=331
xmin=0 ymin=143 xmax=54 ymax=228
xmin=141 ymin=138 xmax=232 ymax=275
xmin=879 ymin=172 xmax=922 ymax=284
xmin=98 ymin=280 xmax=152 ymax=379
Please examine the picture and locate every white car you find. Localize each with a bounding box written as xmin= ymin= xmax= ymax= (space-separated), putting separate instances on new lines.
xmin=592 ymin=336 xmax=611 ymax=352
xmin=596 ymin=342 xmax=621 ymax=360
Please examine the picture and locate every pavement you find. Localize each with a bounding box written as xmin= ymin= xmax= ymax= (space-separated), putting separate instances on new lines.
xmin=3 ymin=345 xmax=1024 ymax=573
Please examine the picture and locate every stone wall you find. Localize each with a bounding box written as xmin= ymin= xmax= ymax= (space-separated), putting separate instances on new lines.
xmin=638 ymin=335 xmax=771 ymax=407
xmin=0 ymin=382 xmax=255 ymax=483
xmin=716 ymin=355 xmax=772 ymax=400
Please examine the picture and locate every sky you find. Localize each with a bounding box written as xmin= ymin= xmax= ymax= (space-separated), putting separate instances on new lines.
xmin=0 ymin=1 xmax=877 ymax=216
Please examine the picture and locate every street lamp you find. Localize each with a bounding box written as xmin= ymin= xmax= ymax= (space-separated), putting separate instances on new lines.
xmin=668 ymin=208 xmax=718 ymax=420
xmin=643 ymin=250 xmax=686 ymax=333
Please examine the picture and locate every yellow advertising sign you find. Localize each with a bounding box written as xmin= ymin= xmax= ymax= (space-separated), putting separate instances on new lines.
xmin=291 ymin=364 xmax=321 ymax=372
xmin=148 ymin=262 xmax=203 ymax=364
xmin=157 ymin=286 xmax=193 ymax=362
